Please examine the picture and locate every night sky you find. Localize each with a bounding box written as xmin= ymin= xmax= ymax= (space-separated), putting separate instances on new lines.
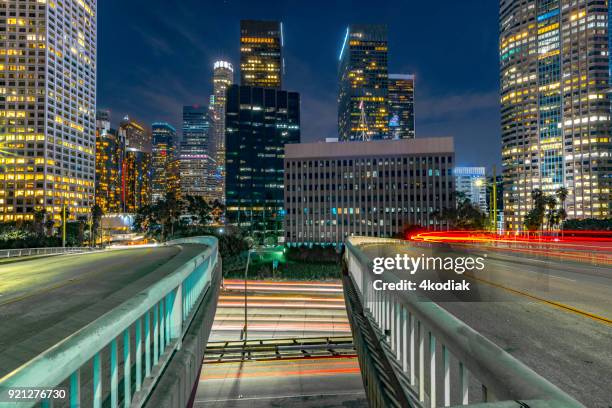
xmin=98 ymin=0 xmax=501 ymax=169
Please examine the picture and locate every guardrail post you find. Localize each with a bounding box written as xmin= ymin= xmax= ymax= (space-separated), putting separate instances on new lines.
xmin=111 ymin=338 xmax=118 ymax=408
xmin=419 ymin=321 xmax=425 ymax=402
xmin=402 ymin=305 xmax=408 ymax=372
xmin=70 ymin=369 xmax=80 ymax=408
xmin=93 ymin=352 xmax=102 ymax=408
xmin=123 ymin=329 xmax=131 ymax=408
xmin=410 ymin=312 xmax=416 ymax=385
xmin=460 ymin=361 xmax=468 ymax=404
xmin=170 ymin=284 xmax=183 ymax=347
xmin=159 ymin=301 xmax=165 ymax=354
xmin=430 ymin=332 xmax=436 ymax=407
xmin=443 ymin=345 xmax=450 ymax=406
xmin=145 ymin=311 xmax=151 ymax=376
xmin=153 ymin=305 xmax=159 ymax=365
xmin=136 ymin=318 xmax=142 ymax=391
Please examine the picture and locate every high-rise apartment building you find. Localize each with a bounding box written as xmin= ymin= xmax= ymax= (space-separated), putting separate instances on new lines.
xmin=500 ymin=0 xmax=612 ymax=230
xmin=388 ymin=74 xmax=415 ymax=139
xmin=454 ymin=167 xmax=488 ymax=214
xmin=151 ymin=122 xmax=177 ymax=203
xmin=119 ymin=118 xmax=151 ymax=212
xmin=338 ymin=24 xmax=389 ymax=141
xmin=240 ymin=20 xmax=283 ymax=88
xmin=0 ymin=0 xmax=97 ymax=222
xmin=284 ymin=138 xmax=455 ymax=246
xmin=179 ymin=105 xmax=215 ymax=200
xmin=211 ymin=61 xmax=234 ymax=202
xmin=95 ymin=111 xmax=123 ymax=213
xmin=225 ymin=85 xmax=300 ymax=244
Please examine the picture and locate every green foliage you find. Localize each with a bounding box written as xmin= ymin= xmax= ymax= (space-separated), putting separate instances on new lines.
xmin=434 ymin=191 xmax=488 ymax=230
xmin=524 ymin=187 xmax=569 ymax=232
xmin=563 ymin=218 xmax=612 ymax=231
xmin=285 ymin=245 xmax=339 ymax=264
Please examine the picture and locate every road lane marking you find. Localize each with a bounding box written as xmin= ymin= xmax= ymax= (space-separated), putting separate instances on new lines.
xmin=465 ymin=273 xmax=612 ymax=326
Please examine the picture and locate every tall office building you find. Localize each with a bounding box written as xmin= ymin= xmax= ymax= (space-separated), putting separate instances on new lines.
xmin=454 ymin=167 xmax=488 ymax=214
xmin=500 ymin=0 xmax=612 ymax=230
xmin=119 ymin=118 xmax=151 ymax=212
xmin=151 ymin=122 xmax=177 ymax=203
xmin=225 ymin=85 xmax=300 ymax=244
xmin=211 ymin=61 xmax=234 ymax=202
xmin=388 ymin=74 xmax=415 ymax=139
xmin=240 ymin=20 xmax=283 ymax=88
xmin=0 ymin=0 xmax=97 ymax=223
xmin=284 ymin=138 xmax=455 ymax=246
xmin=95 ymin=111 xmax=123 ymax=213
xmin=179 ymin=105 xmax=215 ymax=200
xmin=338 ymin=24 xmax=389 ymax=141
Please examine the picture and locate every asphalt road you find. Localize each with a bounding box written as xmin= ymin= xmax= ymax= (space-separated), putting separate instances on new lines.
xmin=361 ymin=243 xmax=612 ymax=407
xmin=0 ymin=244 xmax=205 ymax=378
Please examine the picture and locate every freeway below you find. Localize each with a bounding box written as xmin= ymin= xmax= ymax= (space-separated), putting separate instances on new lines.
xmin=361 ymin=242 xmax=612 ymax=407
xmin=0 ymin=244 xmax=206 ymax=378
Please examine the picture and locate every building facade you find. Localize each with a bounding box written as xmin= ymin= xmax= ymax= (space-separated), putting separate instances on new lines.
xmin=338 ymin=24 xmax=389 ymax=141
xmin=454 ymin=167 xmax=488 ymax=214
xmin=500 ymin=0 xmax=612 ymax=230
xmin=0 ymin=0 xmax=97 ymax=222
xmin=95 ymin=111 xmax=123 ymax=213
xmin=225 ymin=85 xmax=300 ymax=244
xmin=284 ymin=138 xmax=455 ymax=246
xmin=179 ymin=105 xmax=215 ymax=200
xmin=151 ymin=122 xmax=177 ymax=203
xmin=119 ymin=118 xmax=151 ymax=212
xmin=388 ymin=74 xmax=415 ymax=139
xmin=211 ymin=61 xmax=234 ymax=202
xmin=240 ymin=20 xmax=283 ymax=89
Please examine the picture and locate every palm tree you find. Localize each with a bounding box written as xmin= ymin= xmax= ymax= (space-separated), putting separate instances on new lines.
xmin=555 ymin=187 xmax=569 ymax=238
xmin=32 ymin=208 xmax=46 ymax=236
xmin=545 ymin=196 xmax=557 ymax=231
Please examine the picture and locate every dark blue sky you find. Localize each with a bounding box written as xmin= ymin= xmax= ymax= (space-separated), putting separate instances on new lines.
xmin=98 ymin=0 xmax=501 ymax=168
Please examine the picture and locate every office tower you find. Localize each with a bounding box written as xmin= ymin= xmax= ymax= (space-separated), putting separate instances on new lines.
xmin=95 ymin=111 xmax=123 ymax=213
xmin=119 ymin=118 xmax=152 ymax=212
xmin=338 ymin=24 xmax=389 ymax=141
xmin=388 ymin=74 xmax=415 ymax=139
xmin=225 ymin=85 xmax=300 ymax=244
xmin=211 ymin=61 xmax=234 ymax=202
xmin=284 ymin=138 xmax=455 ymax=246
xmin=0 ymin=0 xmax=97 ymax=223
xmin=151 ymin=122 xmax=177 ymax=203
xmin=500 ymin=0 xmax=612 ymax=230
xmin=454 ymin=167 xmax=488 ymax=214
xmin=240 ymin=20 xmax=283 ymax=88
xmin=179 ymin=105 xmax=215 ymax=200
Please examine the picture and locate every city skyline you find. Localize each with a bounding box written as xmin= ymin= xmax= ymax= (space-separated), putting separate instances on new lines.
xmin=97 ymin=0 xmax=500 ymax=169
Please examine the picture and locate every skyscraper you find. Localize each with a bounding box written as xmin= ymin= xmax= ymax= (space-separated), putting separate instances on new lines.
xmin=151 ymin=122 xmax=177 ymax=203
xmin=0 ymin=0 xmax=97 ymax=223
xmin=240 ymin=20 xmax=283 ymax=88
xmin=179 ymin=106 xmax=215 ymax=200
xmin=500 ymin=0 xmax=612 ymax=230
xmin=388 ymin=74 xmax=415 ymax=139
xmin=211 ymin=61 xmax=234 ymax=202
xmin=119 ymin=118 xmax=152 ymax=213
xmin=225 ymin=85 xmax=300 ymax=244
xmin=338 ymin=24 xmax=389 ymax=141
xmin=95 ymin=111 xmax=123 ymax=213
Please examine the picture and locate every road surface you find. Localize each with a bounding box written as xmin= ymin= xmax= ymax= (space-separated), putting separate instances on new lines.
xmin=0 ymin=244 xmax=206 ymax=378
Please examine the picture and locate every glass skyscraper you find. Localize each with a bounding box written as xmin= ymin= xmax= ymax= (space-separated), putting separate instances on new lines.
xmin=211 ymin=61 xmax=234 ymax=203
xmin=179 ymin=105 xmax=215 ymax=200
xmin=388 ymin=74 xmax=415 ymax=139
xmin=338 ymin=24 xmax=389 ymax=141
xmin=95 ymin=111 xmax=123 ymax=213
xmin=225 ymin=85 xmax=300 ymax=244
xmin=240 ymin=20 xmax=283 ymax=89
xmin=500 ymin=0 xmax=612 ymax=230
xmin=119 ymin=117 xmax=152 ymax=213
xmin=151 ymin=122 xmax=177 ymax=203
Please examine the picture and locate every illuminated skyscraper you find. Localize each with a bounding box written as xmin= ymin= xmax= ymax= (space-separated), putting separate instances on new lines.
xmin=151 ymin=122 xmax=177 ymax=203
xmin=454 ymin=167 xmax=488 ymax=214
xmin=179 ymin=106 xmax=215 ymax=200
xmin=500 ymin=0 xmax=612 ymax=230
xmin=240 ymin=20 xmax=283 ymax=88
xmin=388 ymin=74 xmax=415 ymax=139
xmin=95 ymin=111 xmax=123 ymax=213
xmin=0 ymin=0 xmax=97 ymax=223
xmin=119 ymin=118 xmax=152 ymax=212
xmin=338 ymin=24 xmax=389 ymax=141
xmin=211 ymin=61 xmax=234 ymax=202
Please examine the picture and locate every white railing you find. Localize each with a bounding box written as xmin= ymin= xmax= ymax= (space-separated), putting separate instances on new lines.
xmin=344 ymin=236 xmax=584 ymax=408
xmin=0 ymin=247 xmax=97 ymax=259
xmin=0 ymin=236 xmax=219 ymax=408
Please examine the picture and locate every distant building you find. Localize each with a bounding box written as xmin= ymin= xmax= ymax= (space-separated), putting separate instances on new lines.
xmin=179 ymin=106 xmax=215 ymax=200
xmin=211 ymin=61 xmax=234 ymax=202
xmin=151 ymin=122 xmax=177 ymax=203
xmin=225 ymin=85 xmax=300 ymax=244
xmin=388 ymin=74 xmax=415 ymax=139
xmin=240 ymin=20 xmax=283 ymax=88
xmin=454 ymin=167 xmax=488 ymax=214
xmin=119 ymin=118 xmax=152 ymax=212
xmin=95 ymin=111 xmax=123 ymax=213
xmin=284 ymin=138 xmax=455 ymax=246
xmin=338 ymin=24 xmax=389 ymax=141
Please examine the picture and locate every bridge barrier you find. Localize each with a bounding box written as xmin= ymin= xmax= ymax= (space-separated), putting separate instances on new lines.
xmin=343 ymin=236 xmax=584 ymax=408
xmin=0 ymin=236 xmax=220 ymax=408
xmin=0 ymin=246 xmax=99 ymax=259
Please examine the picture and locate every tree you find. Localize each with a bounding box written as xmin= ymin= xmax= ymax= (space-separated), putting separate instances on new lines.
xmin=545 ymin=196 xmax=557 ymax=231
xmin=91 ymin=204 xmax=104 ymax=246
xmin=31 ymin=208 xmax=46 ymax=236
xmin=185 ymin=195 xmax=212 ymax=226
xmin=556 ymin=187 xmax=569 ymax=238
xmin=436 ymin=191 xmax=487 ymax=230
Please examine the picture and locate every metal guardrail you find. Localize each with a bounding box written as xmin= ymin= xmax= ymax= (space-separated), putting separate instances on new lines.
xmin=343 ymin=237 xmax=584 ymax=408
xmin=0 ymin=236 xmax=219 ymax=408
xmin=0 ymin=247 xmax=98 ymax=259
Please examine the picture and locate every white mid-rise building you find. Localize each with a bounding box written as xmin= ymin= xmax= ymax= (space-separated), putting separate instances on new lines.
xmin=0 ymin=0 xmax=97 ymax=222
xmin=454 ymin=167 xmax=488 ymax=214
